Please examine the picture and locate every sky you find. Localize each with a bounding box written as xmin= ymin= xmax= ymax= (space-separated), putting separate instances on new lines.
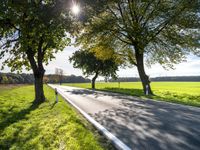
xmin=0 ymin=46 xmax=200 ymax=78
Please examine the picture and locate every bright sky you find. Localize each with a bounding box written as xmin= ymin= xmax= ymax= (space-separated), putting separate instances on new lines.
xmin=1 ymin=46 xmax=200 ymax=78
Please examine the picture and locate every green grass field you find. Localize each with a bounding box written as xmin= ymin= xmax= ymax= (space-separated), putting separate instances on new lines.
xmin=64 ymin=82 xmax=200 ymax=107
xmin=0 ymin=85 xmax=113 ymax=150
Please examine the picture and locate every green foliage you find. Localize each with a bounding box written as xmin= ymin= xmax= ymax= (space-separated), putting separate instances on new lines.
xmin=64 ymin=82 xmax=200 ymax=107
xmin=69 ymin=50 xmax=119 ymax=79
xmin=77 ymin=0 xmax=200 ymax=68
xmin=0 ymin=0 xmax=72 ymax=72
xmin=0 ymin=85 xmax=110 ymax=149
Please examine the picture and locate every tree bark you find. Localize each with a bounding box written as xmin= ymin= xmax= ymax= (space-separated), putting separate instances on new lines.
xmin=135 ymin=48 xmax=153 ymax=95
xmin=33 ymin=68 xmax=45 ymax=104
xmin=91 ymin=72 xmax=99 ymax=89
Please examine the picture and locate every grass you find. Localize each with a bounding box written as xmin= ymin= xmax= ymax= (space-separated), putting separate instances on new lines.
xmin=0 ymin=85 xmax=113 ymax=150
xmin=64 ymin=82 xmax=200 ymax=107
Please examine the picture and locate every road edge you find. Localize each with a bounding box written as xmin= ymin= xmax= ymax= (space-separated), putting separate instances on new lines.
xmin=48 ymin=84 xmax=132 ymax=150
xmin=64 ymin=85 xmax=200 ymax=109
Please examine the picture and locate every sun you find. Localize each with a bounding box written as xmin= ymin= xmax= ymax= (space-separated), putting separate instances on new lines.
xmin=72 ymin=4 xmax=80 ymax=15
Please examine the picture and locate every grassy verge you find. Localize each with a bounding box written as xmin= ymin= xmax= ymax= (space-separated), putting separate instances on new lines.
xmin=0 ymin=85 xmax=113 ymax=150
xmin=64 ymin=82 xmax=200 ymax=107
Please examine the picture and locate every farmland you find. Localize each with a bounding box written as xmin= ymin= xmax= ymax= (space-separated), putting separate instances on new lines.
xmin=64 ymin=82 xmax=200 ymax=107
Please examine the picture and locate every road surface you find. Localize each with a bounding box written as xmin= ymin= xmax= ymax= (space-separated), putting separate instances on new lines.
xmin=50 ymin=85 xmax=200 ymax=150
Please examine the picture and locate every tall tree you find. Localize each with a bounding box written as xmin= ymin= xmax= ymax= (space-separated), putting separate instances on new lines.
xmin=78 ymin=0 xmax=200 ymax=94
xmin=55 ymin=68 xmax=64 ymax=85
xmin=69 ymin=49 xmax=119 ymax=89
xmin=0 ymin=0 xmax=73 ymax=104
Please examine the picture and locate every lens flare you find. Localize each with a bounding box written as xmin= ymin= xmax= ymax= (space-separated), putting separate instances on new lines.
xmin=72 ymin=4 xmax=80 ymax=15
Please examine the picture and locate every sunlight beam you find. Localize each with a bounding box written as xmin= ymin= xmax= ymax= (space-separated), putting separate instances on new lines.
xmin=71 ymin=4 xmax=80 ymax=15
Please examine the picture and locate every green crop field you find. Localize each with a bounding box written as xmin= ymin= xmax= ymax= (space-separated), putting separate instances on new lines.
xmin=0 ymin=85 xmax=113 ymax=150
xmin=64 ymin=82 xmax=200 ymax=107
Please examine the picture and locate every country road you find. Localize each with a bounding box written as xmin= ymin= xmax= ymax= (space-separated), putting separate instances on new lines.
xmin=50 ymin=84 xmax=200 ymax=150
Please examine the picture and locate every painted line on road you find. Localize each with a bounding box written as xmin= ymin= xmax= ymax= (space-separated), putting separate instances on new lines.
xmin=48 ymin=84 xmax=132 ymax=150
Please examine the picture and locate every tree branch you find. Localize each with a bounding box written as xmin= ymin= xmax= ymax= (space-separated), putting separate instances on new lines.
xmin=41 ymin=42 xmax=49 ymax=59
xmin=1 ymin=19 xmax=21 ymax=31
xmin=26 ymin=47 xmax=38 ymax=72
xmin=127 ymin=0 xmax=138 ymax=23
xmin=37 ymin=37 xmax=44 ymax=68
xmin=142 ymin=0 xmax=161 ymax=28
xmin=0 ymin=38 xmax=19 ymax=49
xmin=138 ymin=0 xmax=154 ymax=23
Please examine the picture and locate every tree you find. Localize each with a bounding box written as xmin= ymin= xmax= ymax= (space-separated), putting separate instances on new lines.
xmin=0 ymin=0 xmax=72 ymax=104
xmin=69 ymin=50 xmax=119 ymax=89
xmin=78 ymin=0 xmax=200 ymax=94
xmin=55 ymin=68 xmax=64 ymax=85
xmin=1 ymin=75 xmax=8 ymax=84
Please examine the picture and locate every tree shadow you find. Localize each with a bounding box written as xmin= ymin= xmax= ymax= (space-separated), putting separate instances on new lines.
xmin=0 ymin=103 xmax=39 ymax=132
xmin=102 ymin=87 xmax=146 ymax=97
xmin=0 ymin=123 xmax=41 ymax=149
xmin=99 ymin=87 xmax=200 ymax=107
xmin=50 ymin=101 xmax=57 ymax=109
xmin=92 ymin=99 xmax=200 ymax=150
xmin=65 ymin=88 xmax=150 ymax=101
xmin=64 ymin=87 xmax=199 ymax=107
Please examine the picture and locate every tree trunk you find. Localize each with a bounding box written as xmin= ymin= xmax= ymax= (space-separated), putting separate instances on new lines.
xmin=26 ymin=38 xmax=46 ymax=104
xmin=91 ymin=72 xmax=98 ymax=89
xmin=33 ymin=68 xmax=45 ymax=104
xmin=135 ymin=49 xmax=153 ymax=95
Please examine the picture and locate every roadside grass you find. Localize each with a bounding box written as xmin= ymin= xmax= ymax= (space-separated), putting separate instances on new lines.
xmin=64 ymin=82 xmax=200 ymax=107
xmin=0 ymin=85 xmax=113 ymax=150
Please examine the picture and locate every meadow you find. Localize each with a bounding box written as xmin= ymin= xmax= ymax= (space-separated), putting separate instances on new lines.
xmin=64 ymin=82 xmax=200 ymax=107
xmin=0 ymin=85 xmax=113 ymax=150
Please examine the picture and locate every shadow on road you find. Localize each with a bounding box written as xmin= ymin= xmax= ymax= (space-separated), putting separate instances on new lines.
xmin=65 ymin=88 xmax=200 ymax=150
xmin=92 ymin=100 xmax=200 ymax=150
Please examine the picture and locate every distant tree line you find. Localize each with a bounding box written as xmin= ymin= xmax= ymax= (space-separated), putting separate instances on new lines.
xmin=152 ymin=76 xmax=200 ymax=82
xmin=1 ymin=72 xmax=199 ymax=84
xmin=0 ymin=73 xmax=90 ymax=84
xmin=110 ymin=76 xmax=200 ymax=82
xmin=109 ymin=77 xmax=140 ymax=82
xmin=46 ymin=74 xmax=90 ymax=83
xmin=0 ymin=73 xmax=34 ymax=84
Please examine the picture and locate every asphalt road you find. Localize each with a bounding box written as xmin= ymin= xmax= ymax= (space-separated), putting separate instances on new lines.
xmin=50 ymin=85 xmax=200 ymax=150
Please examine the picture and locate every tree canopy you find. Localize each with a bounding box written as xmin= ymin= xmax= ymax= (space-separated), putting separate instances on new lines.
xmin=69 ymin=49 xmax=119 ymax=89
xmin=75 ymin=0 xmax=200 ymax=94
